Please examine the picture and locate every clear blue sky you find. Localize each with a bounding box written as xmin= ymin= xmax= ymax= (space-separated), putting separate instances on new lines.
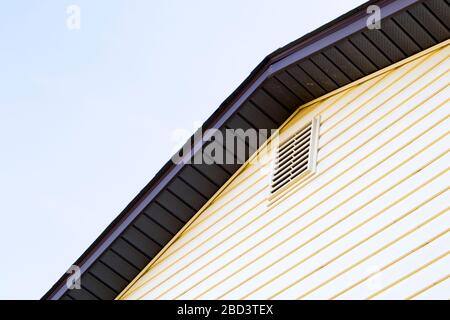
xmin=0 ymin=0 xmax=365 ymax=299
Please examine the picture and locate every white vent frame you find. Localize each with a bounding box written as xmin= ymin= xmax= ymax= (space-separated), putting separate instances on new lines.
xmin=270 ymin=116 xmax=320 ymax=196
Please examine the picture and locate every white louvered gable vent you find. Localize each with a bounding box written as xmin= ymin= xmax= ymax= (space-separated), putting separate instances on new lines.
xmin=271 ymin=117 xmax=320 ymax=194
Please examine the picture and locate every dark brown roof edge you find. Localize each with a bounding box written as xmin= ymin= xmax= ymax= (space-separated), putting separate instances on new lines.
xmin=43 ymin=0 xmax=420 ymax=300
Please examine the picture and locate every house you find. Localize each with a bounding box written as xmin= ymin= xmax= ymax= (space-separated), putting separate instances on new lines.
xmin=44 ymin=0 xmax=450 ymax=300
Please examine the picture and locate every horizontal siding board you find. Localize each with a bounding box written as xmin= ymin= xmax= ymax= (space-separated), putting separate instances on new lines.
xmin=319 ymin=85 xmax=448 ymax=174
xmin=373 ymin=253 xmax=450 ymax=300
xmin=317 ymin=76 xmax=383 ymax=125
xmin=193 ymin=122 xmax=449 ymax=299
xmin=318 ymin=108 xmax=448 ymax=205
xmin=337 ymin=227 xmax=450 ymax=299
xmin=408 ymin=276 xmax=450 ymax=300
xmin=187 ymin=175 xmax=267 ymax=230
xmin=121 ymin=44 xmax=450 ymax=300
xmin=282 ymin=164 xmax=449 ymax=299
xmin=319 ymin=48 xmax=439 ymax=142
xmin=143 ymin=188 xmax=265 ymax=282
xmin=163 ymin=178 xmax=269 ymax=261
xmin=215 ymin=175 xmax=449 ymax=299
xmin=283 ymin=207 xmax=449 ymax=299
xmin=319 ymin=55 xmax=449 ymax=160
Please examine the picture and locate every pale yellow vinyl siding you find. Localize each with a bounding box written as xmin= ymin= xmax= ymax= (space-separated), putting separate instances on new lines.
xmin=120 ymin=41 xmax=450 ymax=300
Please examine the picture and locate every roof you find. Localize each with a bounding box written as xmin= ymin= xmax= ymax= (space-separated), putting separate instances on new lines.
xmin=44 ymin=0 xmax=450 ymax=300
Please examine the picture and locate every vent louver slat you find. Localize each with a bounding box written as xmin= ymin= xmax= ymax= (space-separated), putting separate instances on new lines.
xmin=271 ymin=117 xmax=320 ymax=195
